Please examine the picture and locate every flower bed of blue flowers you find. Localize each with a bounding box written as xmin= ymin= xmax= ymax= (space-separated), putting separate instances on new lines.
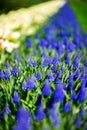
xmin=0 ymin=3 xmax=87 ymax=130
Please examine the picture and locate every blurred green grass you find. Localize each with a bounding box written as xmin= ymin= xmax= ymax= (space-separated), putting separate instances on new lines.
xmin=70 ymin=0 xmax=87 ymax=32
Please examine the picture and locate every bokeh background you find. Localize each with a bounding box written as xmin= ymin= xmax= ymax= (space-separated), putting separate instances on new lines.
xmin=0 ymin=0 xmax=87 ymax=33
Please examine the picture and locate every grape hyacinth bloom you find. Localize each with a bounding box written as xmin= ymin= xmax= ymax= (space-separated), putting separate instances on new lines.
xmin=79 ymin=108 xmax=86 ymax=118
xmin=71 ymin=90 xmax=77 ymax=100
xmin=11 ymin=65 xmax=19 ymax=77
xmin=53 ymin=85 xmax=65 ymax=103
xmin=4 ymin=70 xmax=10 ymax=80
xmin=77 ymin=88 xmax=86 ymax=103
xmin=75 ymin=118 xmax=82 ymax=128
xmin=4 ymin=105 xmax=11 ymax=115
xmin=63 ymin=102 xmax=72 ymax=113
xmin=42 ymin=80 xmax=51 ymax=96
xmin=58 ymin=44 xmax=64 ymax=56
xmin=41 ymin=49 xmax=47 ymax=58
xmin=27 ymin=74 xmax=36 ymax=90
xmin=36 ymin=70 xmax=42 ymax=80
xmin=81 ymin=80 xmax=86 ymax=89
xmin=68 ymin=81 xmax=74 ymax=90
xmin=52 ymin=55 xmax=60 ymax=64
xmin=38 ymin=39 xmax=48 ymax=47
xmin=84 ymin=61 xmax=87 ymax=67
xmin=65 ymin=54 xmax=70 ymax=65
xmin=13 ymin=91 xmax=20 ymax=104
xmin=22 ymin=80 xmax=27 ymax=91
xmin=73 ymin=69 xmax=81 ymax=80
xmin=48 ymin=70 xmax=54 ymax=81
xmin=5 ymin=61 xmax=10 ymax=70
xmin=26 ymin=38 xmax=32 ymax=48
xmin=14 ymin=106 xmax=32 ymax=130
xmin=0 ymin=70 xmax=4 ymax=79
xmin=29 ymin=59 xmax=37 ymax=67
xmin=35 ymin=106 xmax=45 ymax=122
xmin=49 ymin=105 xmax=60 ymax=128
xmin=42 ymin=57 xmax=52 ymax=67
xmin=68 ymin=74 xmax=74 ymax=90
xmin=73 ymin=54 xmax=81 ymax=69
xmin=51 ymin=64 xmax=57 ymax=72
xmin=32 ymin=60 xmax=37 ymax=67
xmin=35 ymin=33 xmax=40 ymax=39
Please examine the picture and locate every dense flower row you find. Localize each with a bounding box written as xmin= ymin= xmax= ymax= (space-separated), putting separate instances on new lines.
xmin=0 ymin=3 xmax=87 ymax=130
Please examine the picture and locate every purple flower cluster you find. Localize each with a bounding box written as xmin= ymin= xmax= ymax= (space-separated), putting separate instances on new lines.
xmin=22 ymin=74 xmax=36 ymax=90
xmin=14 ymin=106 xmax=32 ymax=130
xmin=0 ymin=3 xmax=87 ymax=130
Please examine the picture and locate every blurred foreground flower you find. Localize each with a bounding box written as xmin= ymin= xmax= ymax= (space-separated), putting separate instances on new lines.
xmin=0 ymin=28 xmax=20 ymax=52
xmin=0 ymin=39 xmax=19 ymax=52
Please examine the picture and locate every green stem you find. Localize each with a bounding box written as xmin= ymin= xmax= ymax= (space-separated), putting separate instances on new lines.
xmin=5 ymin=114 xmax=9 ymax=130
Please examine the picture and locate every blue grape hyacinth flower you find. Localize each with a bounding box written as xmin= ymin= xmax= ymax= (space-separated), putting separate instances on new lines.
xmin=77 ymin=88 xmax=86 ymax=103
xmin=26 ymin=38 xmax=32 ymax=48
xmin=4 ymin=105 xmax=11 ymax=115
xmin=48 ymin=70 xmax=54 ymax=81
xmin=36 ymin=70 xmax=42 ymax=80
xmin=0 ymin=70 xmax=4 ymax=79
xmin=42 ymin=80 xmax=51 ymax=96
xmin=11 ymin=65 xmax=20 ymax=77
xmin=35 ymin=106 xmax=45 ymax=122
xmin=27 ymin=74 xmax=36 ymax=90
xmin=49 ymin=105 xmax=60 ymax=128
xmin=63 ymin=102 xmax=72 ymax=113
xmin=75 ymin=118 xmax=82 ymax=128
xmin=71 ymin=90 xmax=77 ymax=100
xmin=42 ymin=57 xmax=52 ymax=67
xmin=53 ymin=85 xmax=65 ymax=103
xmin=14 ymin=106 xmax=32 ymax=130
xmin=4 ymin=70 xmax=10 ymax=80
xmin=22 ymin=80 xmax=27 ymax=91
xmin=13 ymin=91 xmax=20 ymax=104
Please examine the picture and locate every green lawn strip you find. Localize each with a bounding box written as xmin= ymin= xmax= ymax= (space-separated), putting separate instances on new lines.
xmin=69 ymin=0 xmax=87 ymax=32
